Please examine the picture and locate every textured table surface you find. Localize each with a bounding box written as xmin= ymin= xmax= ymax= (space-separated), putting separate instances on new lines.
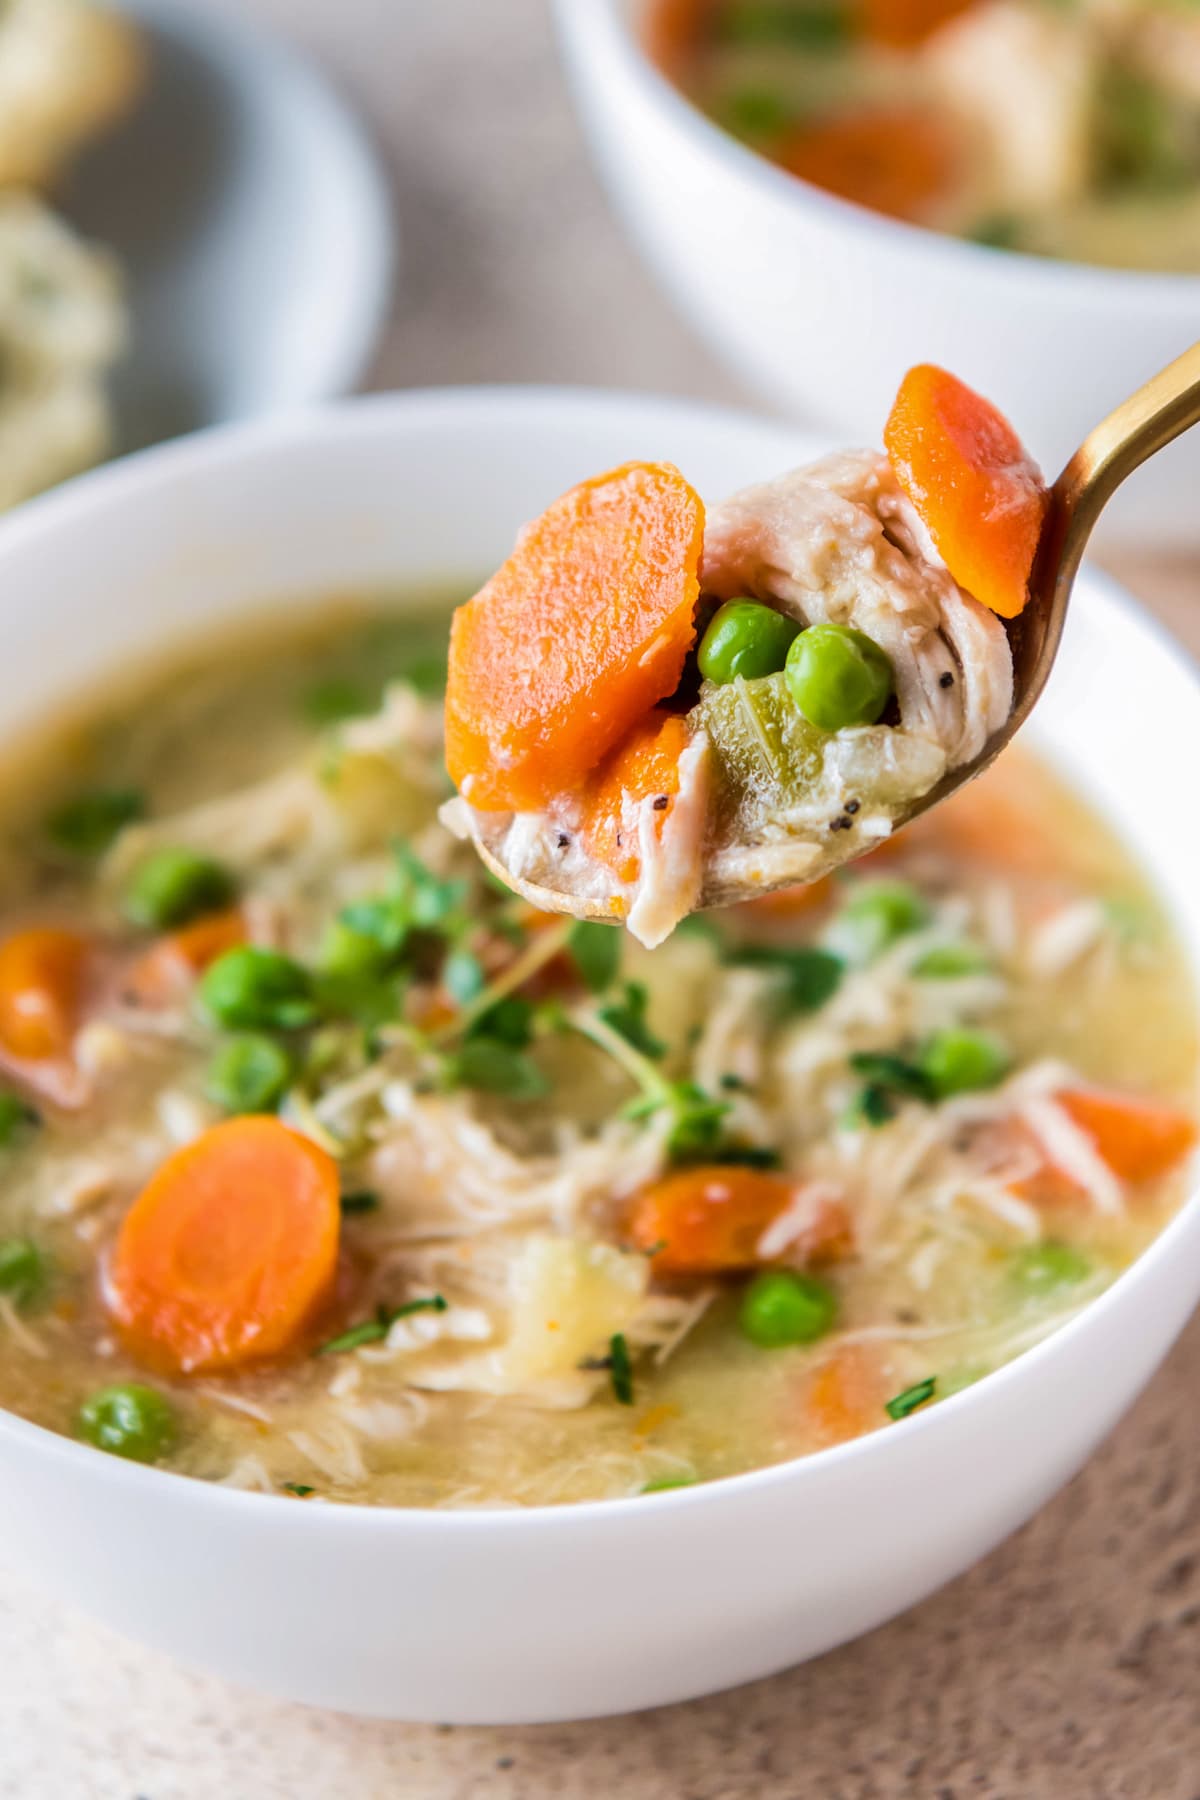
xmin=5 ymin=3 xmax=1200 ymax=1795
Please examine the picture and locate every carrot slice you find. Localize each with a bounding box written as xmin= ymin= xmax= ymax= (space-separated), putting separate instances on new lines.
xmin=124 ymin=906 xmax=247 ymax=1007
xmin=0 ymin=926 xmax=88 ymax=1062
xmin=445 ymin=462 xmax=704 ymax=812
xmin=884 ymin=364 xmax=1047 ymax=620
xmin=858 ymin=0 xmax=975 ymax=47
xmin=778 ymin=109 xmax=955 ymax=224
xmin=580 ymin=711 xmax=689 ymax=884
xmin=645 ymin=0 xmax=710 ymax=70
xmin=1058 ymin=1088 xmax=1196 ymax=1186
xmin=110 ymin=1117 xmax=341 ymax=1374
xmin=627 ymin=1166 xmax=851 ymax=1274
xmin=802 ymin=1344 xmax=890 ymax=1450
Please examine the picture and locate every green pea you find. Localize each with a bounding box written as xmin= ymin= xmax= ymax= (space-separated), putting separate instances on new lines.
xmin=826 ymin=880 xmax=931 ymax=964
xmin=199 ymin=947 xmax=317 ymax=1032
xmin=785 ymin=624 xmax=894 ymax=732
xmin=920 ymin=1028 xmax=1011 ymax=1099
xmin=1011 ymin=1241 xmax=1091 ymax=1297
xmin=0 ymin=1237 xmax=44 ymax=1307
xmin=739 ymin=1269 xmax=838 ymax=1348
xmin=47 ymin=788 xmax=144 ymax=857
xmin=698 ymin=601 xmax=801 ymax=685
xmin=911 ymin=943 xmax=991 ymax=979
xmin=318 ymin=918 xmax=390 ymax=979
xmin=124 ymin=848 xmax=235 ymax=930
xmin=206 ymin=1034 xmax=294 ymax=1114
xmin=76 ymin=1383 xmax=176 ymax=1463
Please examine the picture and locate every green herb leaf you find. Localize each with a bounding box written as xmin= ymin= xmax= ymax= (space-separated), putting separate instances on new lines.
xmin=609 ymin=1332 xmax=634 ymax=1406
xmin=0 ymin=1090 xmax=37 ymax=1149
xmin=443 ymin=947 xmax=486 ymax=1006
xmin=911 ymin=943 xmax=992 ymax=979
xmin=0 ymin=1236 xmax=45 ymax=1307
xmin=318 ymin=1294 xmax=448 ymax=1355
xmin=885 ymin=1376 xmax=937 ymax=1421
xmin=664 ymin=1081 xmax=731 ymax=1161
xmin=47 ymin=788 xmax=144 ymax=857
xmin=568 ymin=919 xmax=621 ymax=993
xmin=707 ymin=1143 xmax=783 ymax=1171
xmin=468 ymin=995 xmax=536 ymax=1049
xmin=302 ymin=677 xmax=372 ymax=726
xmin=444 ymin=1038 xmax=550 ymax=1099
xmin=599 ymin=982 xmax=666 ymax=1060
xmin=727 ymin=943 xmax=843 ymax=1013
xmin=843 ymin=1082 xmax=897 ymax=1129
xmin=283 ymin=1482 xmax=315 ymax=1497
xmin=639 ymin=1471 xmax=698 ymax=1493
xmin=848 ymin=1051 xmax=935 ymax=1103
xmin=339 ymin=1190 xmax=380 ymax=1216
xmin=719 ymin=1 xmax=849 ymax=50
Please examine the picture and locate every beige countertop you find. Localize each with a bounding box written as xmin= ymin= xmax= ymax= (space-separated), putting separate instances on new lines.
xmin=6 ymin=2 xmax=1200 ymax=1794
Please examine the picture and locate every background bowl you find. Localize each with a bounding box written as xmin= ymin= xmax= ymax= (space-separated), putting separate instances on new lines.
xmin=61 ymin=0 xmax=396 ymax=451
xmin=0 ymin=388 xmax=1196 ymax=1722
xmin=555 ymin=0 xmax=1200 ymax=548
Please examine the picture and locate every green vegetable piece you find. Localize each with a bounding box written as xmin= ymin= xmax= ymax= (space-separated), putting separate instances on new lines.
xmin=723 ymin=88 xmax=795 ymax=139
xmin=468 ymin=995 xmax=535 ymax=1049
xmin=0 ymin=1237 xmax=44 ymax=1307
xmin=912 ymin=942 xmax=991 ymax=979
xmin=318 ymin=1295 xmax=447 ymax=1355
xmin=1101 ymin=68 xmax=1191 ymax=192
xmin=920 ymin=1029 xmax=1011 ymax=1099
xmin=727 ymin=943 xmax=843 ymax=1013
xmin=0 ymin=1090 xmax=37 ymax=1148
xmin=318 ymin=919 xmax=391 ymax=979
xmin=967 ymin=213 xmax=1022 ymax=251
xmin=443 ymin=947 xmax=486 ymax=1006
xmin=664 ymin=1081 xmax=730 ymax=1161
xmin=609 ymin=1331 xmax=634 ymax=1405
xmin=302 ymin=677 xmax=372 ymax=726
xmin=843 ymin=1082 xmax=898 ymax=1129
xmin=849 ymin=1050 xmax=934 ymax=1102
xmin=719 ymin=1 xmax=849 ymax=48
xmin=709 ymin=1144 xmax=783 ymax=1170
xmin=76 ymin=1383 xmax=177 ymax=1463
xmin=885 ymin=1377 xmax=937 ymax=1421
xmin=283 ymin=1482 xmax=315 ymax=1497
xmin=124 ymin=848 xmax=235 ymax=930
xmin=444 ymin=1037 xmax=549 ymax=1099
xmin=826 ymin=880 xmax=931 ymax=964
xmin=640 ymin=1471 xmax=697 ymax=1494
xmin=199 ymin=947 xmax=317 ymax=1032
xmin=339 ymin=1190 xmax=380 ymax=1216
xmin=698 ymin=600 xmax=801 ymax=686
xmin=785 ymin=624 xmax=894 ymax=733
xmin=47 ymin=788 xmax=144 ymax=857
xmin=739 ymin=1269 xmax=838 ymax=1348
xmin=599 ymin=982 xmax=666 ymax=1061
xmin=1011 ymin=1241 xmax=1091 ymax=1297
xmin=206 ymin=1034 xmax=293 ymax=1114
xmin=569 ymin=919 xmax=621 ymax=993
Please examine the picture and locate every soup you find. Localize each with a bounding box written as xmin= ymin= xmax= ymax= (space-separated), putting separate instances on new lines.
xmin=0 ymin=602 xmax=1193 ymax=1507
xmin=650 ymin=0 xmax=1200 ymax=272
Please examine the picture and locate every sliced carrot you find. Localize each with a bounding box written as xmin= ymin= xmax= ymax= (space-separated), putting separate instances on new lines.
xmin=124 ymin=906 xmax=246 ymax=1007
xmin=858 ymin=0 xmax=975 ymax=47
xmin=645 ymin=0 xmax=710 ymax=70
xmin=778 ymin=109 xmax=955 ymax=224
xmin=1058 ymin=1088 xmax=1196 ymax=1186
xmin=627 ymin=1166 xmax=851 ymax=1275
xmin=0 ymin=926 xmax=88 ymax=1062
xmin=580 ymin=711 xmax=689 ymax=884
xmin=109 ymin=1117 xmax=341 ymax=1374
xmin=802 ymin=1344 xmax=890 ymax=1450
xmin=445 ymin=462 xmax=704 ymax=812
xmin=884 ymin=364 xmax=1047 ymax=620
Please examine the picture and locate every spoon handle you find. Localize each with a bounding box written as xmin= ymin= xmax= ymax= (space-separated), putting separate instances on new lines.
xmin=1043 ymin=338 xmax=1200 ymax=600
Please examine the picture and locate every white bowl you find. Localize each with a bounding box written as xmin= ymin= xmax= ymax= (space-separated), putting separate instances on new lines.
xmin=0 ymin=388 xmax=1196 ymax=1724
xmin=61 ymin=0 xmax=396 ymax=450
xmin=555 ymin=0 xmax=1200 ymax=548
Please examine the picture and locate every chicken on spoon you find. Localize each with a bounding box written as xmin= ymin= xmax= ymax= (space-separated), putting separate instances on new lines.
xmin=442 ymin=367 xmax=1046 ymax=946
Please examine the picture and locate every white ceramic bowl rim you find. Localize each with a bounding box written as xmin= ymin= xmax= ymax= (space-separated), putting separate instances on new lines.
xmin=589 ymin=0 xmax=1200 ymax=306
xmin=0 ymin=385 xmax=1194 ymax=1542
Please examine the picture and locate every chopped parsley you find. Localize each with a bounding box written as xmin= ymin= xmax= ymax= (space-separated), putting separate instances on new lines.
xmin=442 ymin=1037 xmax=549 ymax=1100
xmin=726 ymin=944 xmax=844 ymax=1014
xmin=568 ymin=919 xmax=621 ymax=994
xmin=0 ymin=1090 xmax=38 ymax=1149
xmin=885 ymin=1377 xmax=937 ymax=1422
xmin=318 ymin=1295 xmax=448 ymax=1355
xmin=339 ymin=1190 xmax=380 ymax=1216
xmin=46 ymin=787 xmax=144 ymax=857
xmin=599 ymin=982 xmax=666 ymax=1060
xmin=283 ymin=1482 xmax=315 ymax=1497
xmin=609 ymin=1332 xmax=634 ymax=1406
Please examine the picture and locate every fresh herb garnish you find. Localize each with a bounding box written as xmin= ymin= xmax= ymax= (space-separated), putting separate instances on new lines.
xmin=609 ymin=1332 xmax=634 ymax=1406
xmin=442 ymin=1037 xmax=550 ymax=1099
xmin=339 ymin=1190 xmax=380 ymax=1215
xmin=843 ymin=1082 xmax=897 ymax=1129
xmin=727 ymin=944 xmax=843 ymax=1014
xmin=46 ymin=787 xmax=144 ymax=857
xmin=848 ymin=1051 xmax=936 ymax=1103
xmin=0 ymin=1090 xmax=37 ymax=1148
xmin=283 ymin=1482 xmax=315 ymax=1497
xmin=467 ymin=994 xmax=535 ymax=1048
xmin=302 ymin=677 xmax=372 ymax=726
xmin=442 ymin=947 xmax=486 ymax=1006
xmin=568 ymin=919 xmax=621 ymax=994
xmin=707 ymin=1143 xmax=783 ymax=1171
xmin=318 ymin=1295 xmax=448 ymax=1355
xmin=885 ymin=1377 xmax=937 ymax=1422
xmin=599 ymin=982 xmax=666 ymax=1060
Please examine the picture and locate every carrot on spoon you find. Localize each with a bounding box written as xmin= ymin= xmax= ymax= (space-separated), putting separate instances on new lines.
xmin=884 ymin=364 xmax=1048 ymax=620
xmin=109 ymin=1116 xmax=341 ymax=1374
xmin=444 ymin=461 xmax=704 ymax=813
xmin=580 ymin=711 xmax=690 ymax=884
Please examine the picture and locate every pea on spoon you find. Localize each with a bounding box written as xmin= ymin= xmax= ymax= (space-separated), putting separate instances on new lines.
xmin=457 ymin=343 xmax=1200 ymax=934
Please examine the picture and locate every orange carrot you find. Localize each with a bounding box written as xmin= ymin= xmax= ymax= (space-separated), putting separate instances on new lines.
xmin=858 ymin=0 xmax=975 ymax=47
xmin=124 ymin=906 xmax=246 ymax=1007
xmin=445 ymin=462 xmax=704 ymax=812
xmin=884 ymin=364 xmax=1047 ymax=620
xmin=109 ymin=1117 xmax=341 ymax=1374
xmin=0 ymin=926 xmax=88 ymax=1062
xmin=778 ymin=109 xmax=955 ymax=224
xmin=802 ymin=1344 xmax=889 ymax=1450
xmin=627 ymin=1166 xmax=851 ymax=1274
xmin=580 ymin=711 xmax=690 ymax=883
xmin=1058 ymin=1088 xmax=1196 ymax=1186
xmin=644 ymin=0 xmax=711 ymax=70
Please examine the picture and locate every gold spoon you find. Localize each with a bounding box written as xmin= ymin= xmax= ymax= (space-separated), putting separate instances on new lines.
xmin=475 ymin=340 xmax=1200 ymax=924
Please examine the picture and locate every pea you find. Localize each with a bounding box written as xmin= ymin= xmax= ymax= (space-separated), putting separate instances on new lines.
xmin=1011 ymin=1241 xmax=1091 ymax=1297
xmin=920 ymin=1029 xmax=1011 ymax=1099
xmin=47 ymin=788 xmax=144 ymax=857
xmin=826 ymin=880 xmax=931 ymax=964
xmin=911 ymin=943 xmax=991 ymax=979
xmin=124 ymin=848 xmax=235 ymax=930
xmin=739 ymin=1269 xmax=838 ymax=1348
xmin=785 ymin=624 xmax=894 ymax=732
xmin=199 ymin=947 xmax=317 ymax=1032
xmin=207 ymin=1034 xmax=293 ymax=1114
xmin=697 ymin=600 xmax=800 ymax=685
xmin=318 ymin=918 xmax=390 ymax=979
xmin=0 ymin=1236 xmax=44 ymax=1307
xmin=76 ymin=1383 xmax=176 ymax=1463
